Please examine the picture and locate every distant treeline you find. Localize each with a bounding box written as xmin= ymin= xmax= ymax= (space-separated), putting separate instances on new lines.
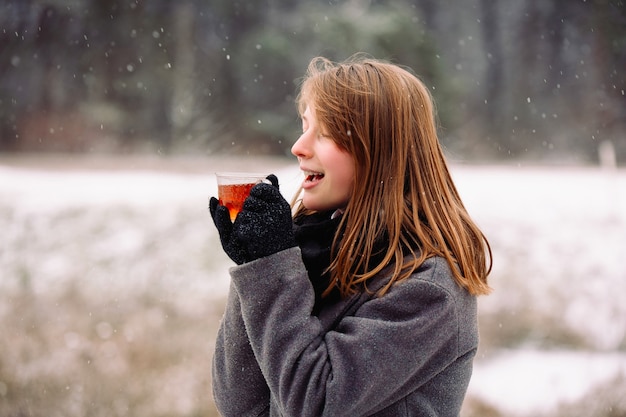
xmin=0 ymin=0 xmax=624 ymax=163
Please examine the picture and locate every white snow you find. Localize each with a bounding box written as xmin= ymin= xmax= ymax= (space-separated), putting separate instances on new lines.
xmin=1 ymin=159 xmax=625 ymax=415
xmin=469 ymin=349 xmax=626 ymax=415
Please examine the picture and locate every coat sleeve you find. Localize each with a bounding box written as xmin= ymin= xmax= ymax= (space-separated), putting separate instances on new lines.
xmin=212 ymin=281 xmax=270 ymax=417
xmin=229 ymin=247 xmax=471 ymax=417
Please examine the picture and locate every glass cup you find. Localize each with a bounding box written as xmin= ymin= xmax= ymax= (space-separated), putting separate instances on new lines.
xmin=215 ymin=172 xmax=268 ymax=221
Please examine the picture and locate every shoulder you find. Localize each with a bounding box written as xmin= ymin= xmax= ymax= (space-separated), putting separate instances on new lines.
xmin=364 ymin=256 xmax=478 ymax=352
xmin=406 ymin=256 xmax=468 ymax=298
xmin=371 ymin=256 xmax=469 ymax=303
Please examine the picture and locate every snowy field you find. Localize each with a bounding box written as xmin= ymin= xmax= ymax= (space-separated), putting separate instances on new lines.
xmin=1 ymin=155 xmax=625 ymax=416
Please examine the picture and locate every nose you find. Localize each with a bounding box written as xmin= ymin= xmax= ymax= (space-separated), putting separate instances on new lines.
xmin=291 ymin=133 xmax=309 ymax=159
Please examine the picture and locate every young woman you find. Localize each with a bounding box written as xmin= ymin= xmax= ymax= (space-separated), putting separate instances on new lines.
xmin=209 ymin=55 xmax=492 ymax=417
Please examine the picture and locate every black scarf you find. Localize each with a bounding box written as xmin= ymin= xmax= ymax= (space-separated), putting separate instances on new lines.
xmin=293 ymin=211 xmax=393 ymax=315
xmin=293 ymin=211 xmax=342 ymax=315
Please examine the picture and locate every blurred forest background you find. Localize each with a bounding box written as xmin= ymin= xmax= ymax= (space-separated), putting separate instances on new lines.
xmin=1 ymin=0 xmax=625 ymax=164
xmin=2 ymin=2 xmax=626 ymax=416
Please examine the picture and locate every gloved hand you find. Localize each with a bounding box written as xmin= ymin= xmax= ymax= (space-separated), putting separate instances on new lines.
xmin=209 ymin=196 xmax=247 ymax=265
xmin=209 ymin=174 xmax=296 ymax=265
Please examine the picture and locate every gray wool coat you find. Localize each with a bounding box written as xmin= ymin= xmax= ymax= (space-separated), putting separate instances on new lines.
xmin=212 ymin=246 xmax=478 ymax=417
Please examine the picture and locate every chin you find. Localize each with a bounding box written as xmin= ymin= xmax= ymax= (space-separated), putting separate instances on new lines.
xmin=302 ymin=198 xmax=326 ymax=212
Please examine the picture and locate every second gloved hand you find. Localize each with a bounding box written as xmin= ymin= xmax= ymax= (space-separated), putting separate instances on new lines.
xmin=236 ymin=174 xmax=296 ymax=261
xmin=210 ymin=174 xmax=296 ymax=264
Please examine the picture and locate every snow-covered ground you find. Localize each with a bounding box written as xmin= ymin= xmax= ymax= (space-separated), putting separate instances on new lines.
xmin=1 ymin=157 xmax=625 ymax=416
xmin=469 ymin=348 xmax=626 ymax=416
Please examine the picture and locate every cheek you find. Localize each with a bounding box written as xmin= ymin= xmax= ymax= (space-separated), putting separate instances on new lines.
xmin=332 ymin=154 xmax=355 ymax=193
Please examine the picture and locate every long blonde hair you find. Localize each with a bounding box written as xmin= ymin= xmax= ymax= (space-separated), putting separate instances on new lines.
xmin=294 ymin=55 xmax=492 ymax=297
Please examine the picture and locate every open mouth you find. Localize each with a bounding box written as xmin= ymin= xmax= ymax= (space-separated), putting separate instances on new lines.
xmin=305 ymin=171 xmax=325 ymax=182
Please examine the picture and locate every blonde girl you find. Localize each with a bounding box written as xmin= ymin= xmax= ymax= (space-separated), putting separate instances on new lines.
xmin=210 ymin=55 xmax=492 ymax=417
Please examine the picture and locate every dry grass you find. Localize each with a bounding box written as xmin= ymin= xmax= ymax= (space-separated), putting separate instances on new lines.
xmin=0 ymin=155 xmax=254 ymax=416
xmin=0 ymin=286 xmax=225 ymax=416
xmin=1 ymin=155 xmax=624 ymax=416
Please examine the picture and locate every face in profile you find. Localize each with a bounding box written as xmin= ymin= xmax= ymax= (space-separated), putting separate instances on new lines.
xmin=291 ymin=104 xmax=355 ymax=212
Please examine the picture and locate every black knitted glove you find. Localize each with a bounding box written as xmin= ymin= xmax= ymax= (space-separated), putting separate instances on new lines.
xmin=209 ymin=174 xmax=296 ymax=265
xmin=209 ymin=196 xmax=247 ymax=265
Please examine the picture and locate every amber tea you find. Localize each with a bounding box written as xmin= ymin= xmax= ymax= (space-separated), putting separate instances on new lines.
xmin=218 ymin=182 xmax=256 ymax=221
xmin=215 ymin=173 xmax=267 ymax=221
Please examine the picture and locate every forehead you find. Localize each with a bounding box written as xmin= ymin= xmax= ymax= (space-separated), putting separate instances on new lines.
xmin=301 ymin=103 xmax=316 ymax=121
xmin=298 ymin=83 xmax=316 ymax=114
